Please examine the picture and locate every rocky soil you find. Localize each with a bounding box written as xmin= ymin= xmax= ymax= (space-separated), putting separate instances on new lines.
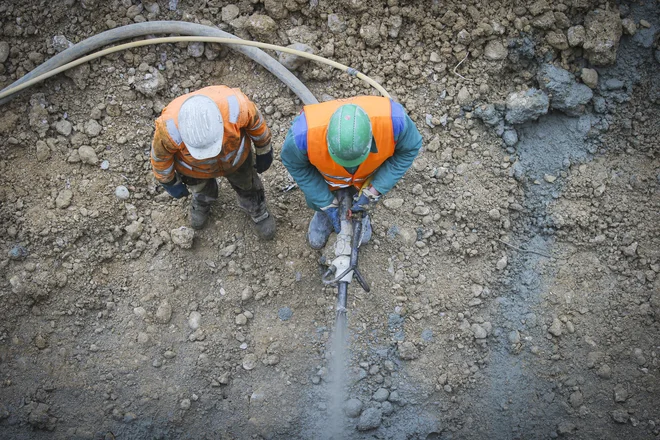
xmin=0 ymin=0 xmax=658 ymax=439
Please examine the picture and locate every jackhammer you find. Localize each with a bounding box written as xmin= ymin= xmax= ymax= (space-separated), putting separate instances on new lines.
xmin=321 ymin=189 xmax=371 ymax=325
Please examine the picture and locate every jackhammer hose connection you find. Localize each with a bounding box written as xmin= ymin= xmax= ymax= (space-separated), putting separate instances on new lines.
xmin=0 ymin=21 xmax=391 ymax=105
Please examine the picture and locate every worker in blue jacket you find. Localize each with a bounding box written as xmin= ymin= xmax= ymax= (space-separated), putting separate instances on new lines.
xmin=281 ymin=96 xmax=423 ymax=249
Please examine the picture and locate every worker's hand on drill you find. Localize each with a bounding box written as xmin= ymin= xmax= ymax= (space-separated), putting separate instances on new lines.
xmin=161 ymin=176 xmax=189 ymax=199
xmin=254 ymin=145 xmax=273 ymax=174
xmin=351 ymin=186 xmax=380 ymax=213
xmin=321 ymin=200 xmax=341 ymax=233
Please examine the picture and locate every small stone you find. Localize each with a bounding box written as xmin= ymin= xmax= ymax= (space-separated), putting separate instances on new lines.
xmin=544 ymin=174 xmax=557 ymax=183
xmin=508 ymin=330 xmax=521 ymax=344
xmin=235 ymin=314 xmax=247 ymax=325
xmin=78 ymin=146 xmax=98 ymax=165
xmin=221 ymin=4 xmax=239 ymax=22
xmin=471 ymin=323 xmax=488 ymax=339
xmin=0 ymin=41 xmax=9 ymax=63
xmin=221 ymin=244 xmax=236 ymax=257
xmin=56 ymin=189 xmax=73 ymax=209
xmin=188 ymin=311 xmax=201 ymax=330
xmin=546 ymin=31 xmax=569 ymax=50
xmin=100 ymin=160 xmax=110 ymax=170
xmin=278 ymin=43 xmax=314 ymax=71
xmin=413 ymin=206 xmax=430 ymax=216
xmin=359 ymin=24 xmax=381 ymax=47
xmin=180 ymin=399 xmax=191 ymax=410
xmin=264 ymin=354 xmax=280 ymax=366
xmin=187 ymin=42 xmax=204 ymax=58
xmin=84 ymin=119 xmax=102 ymax=137
xmin=8 ymin=245 xmax=28 ymax=261
xmin=115 ymin=185 xmax=130 ymax=200
xmin=496 ymin=255 xmax=508 ymax=270
xmin=241 ymin=287 xmax=253 ymax=301
xmin=155 ymin=301 xmax=172 ymax=324
xmin=344 ymin=398 xmax=363 ymax=418
xmin=639 ymin=19 xmax=651 ymax=28
xmin=245 ymin=14 xmax=278 ymax=41
xmin=505 ymin=89 xmax=549 ymax=124
xmin=171 ymin=227 xmax=194 ymax=249
xmin=381 ymin=401 xmax=394 ymax=415
xmin=611 ymin=409 xmax=628 ymax=424
xmin=34 ymin=334 xmax=48 ymax=349
xmin=36 ymin=140 xmax=50 ymax=161
xmin=569 ymin=391 xmax=583 ymax=407
xmin=327 ymin=14 xmax=346 ymax=33
xmin=137 ymin=332 xmax=149 ymax=344
xmin=372 ymin=388 xmax=389 ymax=402
xmin=597 ymin=364 xmax=612 ymax=379
xmin=502 ymin=129 xmax=518 ymax=147
xmin=484 ymin=40 xmax=508 ymax=60
xmin=457 ymin=86 xmax=471 ymax=106
xmin=581 ymin=68 xmax=598 ymax=89
xmin=135 ymin=70 xmax=166 ymax=97
xmin=357 ymin=407 xmax=382 ymax=431
xmin=567 ymin=25 xmax=586 ymax=47
xmin=398 ymin=341 xmax=419 ymax=360
xmin=384 ymin=198 xmax=404 ymax=210
xmin=488 ymin=209 xmax=501 ymax=220
xmin=621 ymin=18 xmax=636 ymax=36
xmin=54 ymin=119 xmax=73 ymax=136
xmin=243 ymin=353 xmax=258 ymax=370
xmin=613 ymin=384 xmax=628 ymax=402
xmin=548 ymin=317 xmax=562 ymax=337
xmin=278 ymin=307 xmax=293 ymax=321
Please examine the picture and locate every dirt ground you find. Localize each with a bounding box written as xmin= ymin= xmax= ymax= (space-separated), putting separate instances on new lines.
xmin=0 ymin=0 xmax=658 ymax=439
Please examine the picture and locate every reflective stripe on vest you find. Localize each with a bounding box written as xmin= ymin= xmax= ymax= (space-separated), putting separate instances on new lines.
xmin=305 ymin=96 xmax=396 ymax=191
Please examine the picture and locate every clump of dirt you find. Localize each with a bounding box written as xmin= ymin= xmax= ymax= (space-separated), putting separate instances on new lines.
xmin=0 ymin=0 xmax=658 ymax=439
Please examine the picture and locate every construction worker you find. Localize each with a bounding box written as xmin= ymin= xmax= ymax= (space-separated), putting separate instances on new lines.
xmin=150 ymin=85 xmax=276 ymax=239
xmin=281 ymin=96 xmax=423 ymax=249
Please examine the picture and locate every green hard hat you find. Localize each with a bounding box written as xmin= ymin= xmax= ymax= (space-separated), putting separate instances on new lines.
xmin=326 ymin=104 xmax=373 ymax=168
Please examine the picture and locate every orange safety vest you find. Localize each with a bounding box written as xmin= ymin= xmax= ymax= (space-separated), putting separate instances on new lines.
xmin=305 ymin=96 xmax=395 ymax=191
xmin=155 ymin=86 xmax=253 ymax=179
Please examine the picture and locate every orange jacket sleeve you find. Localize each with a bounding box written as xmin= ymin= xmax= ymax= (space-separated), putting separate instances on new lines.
xmin=150 ymin=119 xmax=178 ymax=183
xmin=242 ymin=96 xmax=271 ymax=153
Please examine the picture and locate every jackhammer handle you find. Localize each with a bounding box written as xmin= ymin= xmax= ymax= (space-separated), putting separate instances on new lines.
xmin=353 ymin=267 xmax=370 ymax=292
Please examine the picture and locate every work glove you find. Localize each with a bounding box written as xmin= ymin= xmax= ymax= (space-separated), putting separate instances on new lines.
xmin=161 ymin=176 xmax=189 ymax=199
xmin=351 ymin=186 xmax=380 ymax=213
xmin=321 ymin=200 xmax=341 ymax=233
xmin=254 ymin=145 xmax=273 ymax=174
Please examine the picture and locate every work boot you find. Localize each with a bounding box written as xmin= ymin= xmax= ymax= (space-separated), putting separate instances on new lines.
xmin=236 ymin=190 xmax=276 ymax=240
xmin=188 ymin=179 xmax=218 ymax=230
xmin=308 ymin=211 xmax=333 ymax=250
xmin=252 ymin=209 xmax=277 ymax=240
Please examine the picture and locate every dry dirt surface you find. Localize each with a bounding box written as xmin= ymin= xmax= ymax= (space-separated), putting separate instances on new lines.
xmin=0 ymin=0 xmax=659 ymax=439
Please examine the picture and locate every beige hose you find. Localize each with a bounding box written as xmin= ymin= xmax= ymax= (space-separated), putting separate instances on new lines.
xmin=0 ymin=36 xmax=391 ymax=101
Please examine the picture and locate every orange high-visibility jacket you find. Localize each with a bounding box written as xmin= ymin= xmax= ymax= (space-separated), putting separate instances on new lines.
xmin=150 ymin=86 xmax=271 ymax=183
xmin=305 ymin=96 xmax=395 ymax=191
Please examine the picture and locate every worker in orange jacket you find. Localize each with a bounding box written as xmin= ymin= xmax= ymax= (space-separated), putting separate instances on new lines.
xmin=151 ymin=86 xmax=275 ymax=239
xmin=281 ymin=96 xmax=423 ymax=249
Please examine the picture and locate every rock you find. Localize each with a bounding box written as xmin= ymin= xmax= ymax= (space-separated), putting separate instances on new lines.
xmin=235 ymin=313 xmax=247 ymax=325
xmin=548 ymin=317 xmax=562 ymax=336
xmin=484 ymin=40 xmax=508 ymax=60
xmin=344 ymin=398 xmax=363 ymax=418
xmin=36 ymin=140 xmax=50 ymax=161
xmin=221 ymin=4 xmax=239 ymax=22
xmin=621 ymin=18 xmax=637 ymax=36
xmin=496 ymin=255 xmax=508 ymax=270
xmin=528 ymin=0 xmax=550 ymax=16
xmin=125 ymin=221 xmax=143 ymax=240
xmin=188 ymin=311 xmax=201 ymax=330
xmin=264 ymin=0 xmax=287 ymax=19
xmin=242 ymin=353 xmax=258 ymax=370
xmin=278 ymin=307 xmax=293 ymax=321
xmin=0 ymin=111 xmax=19 ymax=135
xmin=135 ymin=70 xmax=166 ymax=97
xmin=241 ymin=287 xmax=253 ymax=301
xmin=537 ymin=64 xmax=593 ymax=115
xmin=65 ymin=64 xmax=91 ymax=90
xmin=383 ymin=198 xmax=404 ymax=210
xmin=457 ymin=86 xmax=471 ymax=105
xmin=532 ymin=11 xmax=555 ymax=30
xmin=505 ymin=89 xmax=549 ymax=124
xmin=56 ymin=189 xmax=73 ymax=209
xmin=171 ymin=227 xmax=194 ymax=249
xmin=52 ymin=35 xmax=73 ymax=52
xmin=187 ymin=42 xmax=205 ymax=58
xmin=0 ymin=41 xmax=9 ymax=63
xmin=54 ymin=119 xmax=73 ymax=136
xmin=508 ymin=330 xmax=521 ymax=344
xmin=357 ymin=407 xmax=382 ymax=431
xmin=360 ymin=24 xmax=381 ymax=47
xmin=398 ymin=228 xmax=416 ymax=247
xmin=413 ymin=206 xmax=430 ymax=216
xmin=29 ymin=94 xmax=50 ymax=137
xmin=611 ymin=409 xmax=628 ymax=424
xmin=622 ymin=242 xmax=637 ymax=257
xmin=502 ymin=129 xmax=518 ymax=147
xmin=327 ymin=14 xmax=346 ymax=34
xmin=381 ymin=401 xmax=394 ymax=415
xmin=581 ymin=68 xmax=598 ymax=89
xmin=557 ymin=422 xmax=576 ymax=435
xmin=567 ymin=25 xmax=586 ymax=47
xmin=583 ymin=9 xmax=622 ymax=66
xmin=569 ymin=391 xmax=583 ymax=407
xmin=28 ymin=403 xmax=54 ymax=430
xmin=546 ymin=31 xmax=569 ymax=50
xmin=474 ymin=104 xmax=503 ymax=127
xmin=34 ymin=334 xmax=48 ymax=349
xmin=8 ymin=245 xmax=28 ymax=261
xmin=471 ymin=323 xmax=488 ymax=339
xmin=155 ymin=301 xmax=172 ymax=323
xmin=78 ymin=146 xmax=98 ymax=165
xmin=221 ymin=244 xmax=236 ymax=257
xmin=278 ymin=43 xmax=314 ymax=71
xmin=246 ymin=14 xmax=278 ymax=41
xmin=180 ymin=399 xmax=191 ymax=410
xmin=398 ymin=341 xmax=419 ymax=360
xmin=115 ymin=185 xmax=130 ymax=200
xmin=372 ymin=388 xmax=389 ymax=402
xmin=614 ymin=384 xmax=628 ymax=402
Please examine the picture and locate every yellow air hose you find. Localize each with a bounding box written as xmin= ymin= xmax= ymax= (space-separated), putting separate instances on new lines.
xmin=0 ymin=36 xmax=391 ymax=102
